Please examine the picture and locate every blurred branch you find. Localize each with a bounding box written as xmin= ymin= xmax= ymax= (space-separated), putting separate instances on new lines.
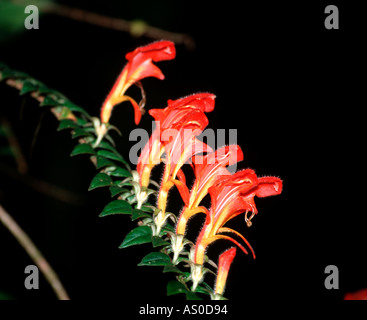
xmin=0 ymin=117 xmax=28 ymax=174
xmin=0 ymin=204 xmax=70 ymax=300
xmin=12 ymin=0 xmax=195 ymax=50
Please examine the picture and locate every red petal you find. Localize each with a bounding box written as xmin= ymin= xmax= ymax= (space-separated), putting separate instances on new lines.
xmin=176 ymin=169 xmax=186 ymax=184
xmin=215 ymin=247 xmax=237 ymax=295
xmin=172 ymin=179 xmax=190 ymax=206
xmin=121 ymin=96 xmax=142 ymax=125
xmin=167 ymin=93 xmax=216 ymax=113
xmin=256 ymin=176 xmax=283 ymax=198
xmin=218 ymin=247 xmax=237 ymax=269
xmin=125 ymin=40 xmax=176 ymax=62
xmin=125 ymin=58 xmax=165 ymax=87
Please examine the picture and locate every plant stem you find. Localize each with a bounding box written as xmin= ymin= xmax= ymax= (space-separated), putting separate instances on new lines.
xmin=0 ymin=204 xmax=70 ymax=300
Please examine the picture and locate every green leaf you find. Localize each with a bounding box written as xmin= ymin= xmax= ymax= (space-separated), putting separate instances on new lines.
xmin=57 ymin=119 xmax=77 ymax=131
xmin=107 ymin=167 xmax=131 ymax=178
xmin=76 ymin=117 xmax=88 ymax=126
xmin=139 ymin=205 xmax=155 ymax=213
xmin=34 ymin=82 xmax=53 ymax=95
xmin=109 ymin=186 xmax=130 ymax=198
xmin=20 ymin=79 xmax=38 ymax=95
xmin=162 ymin=223 xmax=175 ymax=233
xmin=167 ymin=280 xmax=188 ymax=296
xmin=99 ymin=200 xmax=132 ymax=217
xmin=185 ymin=292 xmax=203 ymax=300
xmin=138 ymin=252 xmax=172 ymax=267
xmin=70 ymin=143 xmax=96 ymax=156
xmin=95 ymin=140 xmax=118 ymax=153
xmin=0 ymin=69 xmax=29 ymax=80
xmin=119 ymin=226 xmax=152 ymax=248
xmin=151 ymin=236 xmax=170 ymax=248
xmin=194 ymin=285 xmax=211 ymax=295
xmin=96 ymin=156 xmax=115 ymax=169
xmin=62 ymin=101 xmax=90 ymax=117
xmin=88 ymin=172 xmax=113 ymax=191
xmin=40 ymin=94 xmax=63 ymax=107
xmin=163 ymin=265 xmax=185 ymax=275
xmin=131 ymin=209 xmax=152 ymax=221
xmin=71 ymin=127 xmax=93 ymax=139
xmin=97 ymin=150 xmax=127 ymax=164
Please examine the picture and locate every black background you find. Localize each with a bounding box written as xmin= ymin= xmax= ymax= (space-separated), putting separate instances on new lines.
xmin=0 ymin=0 xmax=366 ymax=308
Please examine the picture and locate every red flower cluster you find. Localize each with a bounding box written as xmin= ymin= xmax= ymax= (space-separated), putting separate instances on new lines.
xmin=104 ymin=40 xmax=283 ymax=296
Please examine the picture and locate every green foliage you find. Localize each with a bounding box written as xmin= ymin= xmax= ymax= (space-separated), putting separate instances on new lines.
xmin=166 ymin=281 xmax=202 ymax=300
xmin=120 ymin=226 xmax=152 ymax=248
xmin=58 ymin=119 xmax=79 ymax=131
xmin=70 ymin=143 xmax=96 ymax=156
xmin=88 ymin=173 xmax=113 ymax=190
xmin=151 ymin=236 xmax=170 ymax=248
xmin=99 ymin=200 xmax=132 ymax=217
xmin=131 ymin=209 xmax=152 ymax=221
xmin=138 ymin=252 xmax=172 ymax=267
xmin=0 ymin=63 xmax=216 ymax=300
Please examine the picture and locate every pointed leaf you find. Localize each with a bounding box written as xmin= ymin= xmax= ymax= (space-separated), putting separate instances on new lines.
xmin=88 ymin=172 xmax=113 ymax=191
xmin=162 ymin=223 xmax=175 ymax=233
xmin=167 ymin=280 xmax=188 ymax=296
xmin=97 ymin=150 xmax=127 ymax=165
xmin=108 ymin=167 xmax=131 ymax=178
xmin=96 ymin=156 xmax=115 ymax=169
xmin=139 ymin=205 xmax=155 ymax=213
xmin=131 ymin=209 xmax=152 ymax=221
xmin=163 ymin=265 xmax=185 ymax=275
xmin=72 ymin=127 xmax=93 ymax=139
xmin=119 ymin=226 xmax=152 ymax=248
xmin=95 ymin=140 xmax=118 ymax=153
xmin=20 ymin=79 xmax=38 ymax=95
xmin=70 ymin=143 xmax=96 ymax=156
xmin=40 ymin=95 xmax=62 ymax=107
xmin=109 ymin=186 xmax=130 ymax=198
xmin=151 ymin=236 xmax=170 ymax=248
xmin=138 ymin=252 xmax=172 ymax=267
xmin=62 ymin=101 xmax=90 ymax=117
xmin=58 ymin=119 xmax=77 ymax=131
xmin=0 ymin=69 xmax=29 ymax=80
xmin=100 ymin=200 xmax=132 ymax=217
xmin=194 ymin=285 xmax=211 ymax=295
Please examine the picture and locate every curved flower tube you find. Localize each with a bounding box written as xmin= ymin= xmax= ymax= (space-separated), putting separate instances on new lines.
xmin=157 ymin=109 xmax=212 ymax=214
xmin=101 ymin=40 xmax=176 ymax=125
xmin=175 ymin=145 xmax=244 ymax=236
xmin=137 ymin=93 xmax=216 ymax=188
xmin=214 ymin=247 xmax=237 ymax=298
xmin=193 ymin=170 xmax=283 ymax=265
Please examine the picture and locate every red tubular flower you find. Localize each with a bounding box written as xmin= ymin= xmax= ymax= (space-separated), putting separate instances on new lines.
xmin=214 ymin=247 xmax=237 ymax=297
xmin=157 ymin=109 xmax=212 ymax=214
xmin=193 ymin=170 xmax=283 ymax=265
xmin=100 ymin=40 xmax=176 ymax=125
xmin=175 ymin=145 xmax=244 ymax=235
xmin=137 ymin=93 xmax=216 ymax=188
